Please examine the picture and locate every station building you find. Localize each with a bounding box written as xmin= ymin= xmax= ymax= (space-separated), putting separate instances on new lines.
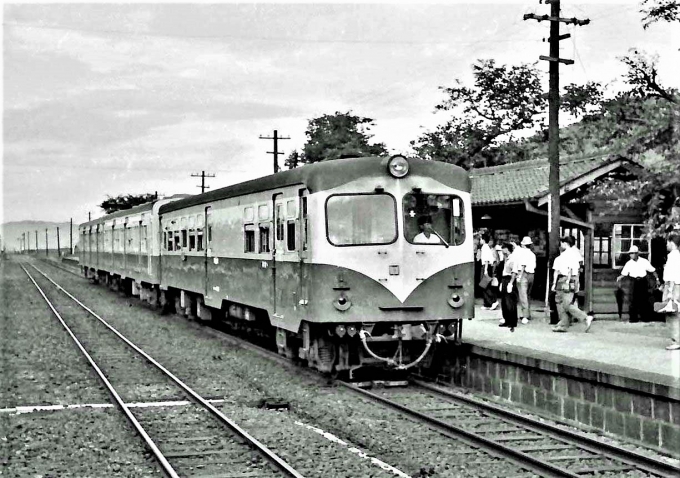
xmin=469 ymin=153 xmax=666 ymax=320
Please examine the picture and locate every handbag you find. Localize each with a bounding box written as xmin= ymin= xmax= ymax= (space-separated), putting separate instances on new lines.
xmin=479 ymin=275 xmax=491 ymax=289
xmin=491 ymin=277 xmax=499 ymax=287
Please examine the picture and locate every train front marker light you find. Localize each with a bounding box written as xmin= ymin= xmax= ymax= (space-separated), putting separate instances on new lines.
xmin=448 ymin=293 xmax=464 ymax=308
xmin=347 ymin=325 xmax=357 ymax=337
xmin=387 ymin=155 xmax=409 ymax=178
xmin=335 ymin=325 xmax=347 ymax=337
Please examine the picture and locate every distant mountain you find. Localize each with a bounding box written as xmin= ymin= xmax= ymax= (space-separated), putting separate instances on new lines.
xmin=1 ymin=221 xmax=80 ymax=252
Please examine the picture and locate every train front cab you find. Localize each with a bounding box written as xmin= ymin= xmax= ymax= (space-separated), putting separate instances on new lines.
xmin=274 ymin=156 xmax=475 ymax=374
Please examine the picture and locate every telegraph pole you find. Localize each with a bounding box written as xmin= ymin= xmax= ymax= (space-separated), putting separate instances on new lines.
xmin=45 ymin=229 xmax=48 ymax=256
xmin=70 ymin=218 xmax=73 ymax=254
xmin=191 ymin=171 xmax=215 ymax=194
xmin=259 ymin=129 xmax=290 ymax=174
xmin=35 ymin=231 xmax=38 ymax=254
xmin=57 ymin=227 xmax=61 ymax=256
xmin=524 ymin=1 xmax=589 ymax=265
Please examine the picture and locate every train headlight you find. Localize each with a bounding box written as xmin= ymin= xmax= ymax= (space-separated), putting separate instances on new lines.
xmin=335 ymin=325 xmax=346 ymax=337
xmin=448 ymin=293 xmax=465 ymax=309
xmin=347 ymin=325 xmax=357 ymax=337
xmin=387 ymin=155 xmax=409 ymax=178
xmin=333 ymin=294 xmax=352 ymax=311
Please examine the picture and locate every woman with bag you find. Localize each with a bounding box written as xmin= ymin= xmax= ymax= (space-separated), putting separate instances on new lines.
xmin=480 ymin=235 xmax=500 ymax=310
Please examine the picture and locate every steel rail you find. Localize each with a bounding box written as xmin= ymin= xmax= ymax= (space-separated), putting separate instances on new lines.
xmin=414 ymin=379 xmax=680 ymax=478
xmin=339 ymin=381 xmax=582 ymax=478
xmin=28 ymin=264 xmax=305 ymax=478
xmin=20 ymin=264 xmax=181 ymax=478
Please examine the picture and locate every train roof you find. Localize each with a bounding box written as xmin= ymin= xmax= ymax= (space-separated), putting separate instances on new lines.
xmin=159 ymin=156 xmax=470 ymax=215
xmin=79 ymin=194 xmax=189 ymax=228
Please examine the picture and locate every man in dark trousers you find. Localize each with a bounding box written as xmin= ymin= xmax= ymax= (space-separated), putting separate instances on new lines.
xmin=499 ymin=242 xmax=519 ymax=331
xmin=617 ymin=245 xmax=658 ymax=323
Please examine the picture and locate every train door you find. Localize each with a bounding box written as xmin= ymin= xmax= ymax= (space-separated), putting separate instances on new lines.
xmin=272 ymin=191 xmax=304 ymax=324
xmin=203 ymin=206 xmax=212 ymax=300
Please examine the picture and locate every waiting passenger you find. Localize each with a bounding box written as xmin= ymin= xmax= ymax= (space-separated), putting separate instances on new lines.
xmin=499 ymin=242 xmax=519 ymax=331
xmin=551 ymin=236 xmax=593 ymax=333
xmin=660 ymin=234 xmax=680 ymax=350
xmin=413 ymin=216 xmax=442 ymax=244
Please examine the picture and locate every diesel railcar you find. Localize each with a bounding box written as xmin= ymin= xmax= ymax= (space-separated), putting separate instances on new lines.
xmin=79 ymin=155 xmax=474 ymax=373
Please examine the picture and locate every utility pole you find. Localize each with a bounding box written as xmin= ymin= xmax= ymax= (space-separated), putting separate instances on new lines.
xmin=45 ymin=229 xmax=48 ymax=256
xmin=70 ymin=218 xmax=73 ymax=255
xmin=524 ymin=1 xmax=589 ymax=266
xmin=191 ymin=171 xmax=215 ymax=194
xmin=57 ymin=227 xmax=61 ymax=256
xmin=259 ymin=129 xmax=290 ymax=174
xmin=35 ymin=231 xmax=38 ymax=254
xmin=88 ymin=212 xmax=91 ymax=221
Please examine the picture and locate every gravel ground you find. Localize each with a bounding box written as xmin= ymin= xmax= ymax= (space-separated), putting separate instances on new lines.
xmin=2 ymin=408 xmax=160 ymax=477
xmin=0 ymin=260 xmax=110 ymax=408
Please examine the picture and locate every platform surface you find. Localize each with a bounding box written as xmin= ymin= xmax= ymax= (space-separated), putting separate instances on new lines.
xmin=465 ymin=300 xmax=680 ymax=390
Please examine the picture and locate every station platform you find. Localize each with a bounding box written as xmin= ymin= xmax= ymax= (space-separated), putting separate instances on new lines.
xmin=439 ymin=300 xmax=680 ymax=455
xmin=466 ymin=300 xmax=679 ymax=389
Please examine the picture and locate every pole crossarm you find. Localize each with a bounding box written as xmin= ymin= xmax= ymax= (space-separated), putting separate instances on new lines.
xmin=259 ymin=129 xmax=290 ymax=174
xmin=539 ymin=55 xmax=575 ymax=65
xmin=523 ymin=13 xmax=590 ymax=25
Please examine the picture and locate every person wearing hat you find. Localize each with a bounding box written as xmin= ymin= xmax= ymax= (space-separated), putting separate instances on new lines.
xmin=617 ymin=244 xmax=658 ymax=323
xmin=413 ymin=216 xmax=442 ymax=244
xmin=516 ymin=236 xmax=537 ymax=324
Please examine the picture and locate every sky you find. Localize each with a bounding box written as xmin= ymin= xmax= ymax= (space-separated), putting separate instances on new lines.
xmin=2 ymin=1 xmax=678 ymax=226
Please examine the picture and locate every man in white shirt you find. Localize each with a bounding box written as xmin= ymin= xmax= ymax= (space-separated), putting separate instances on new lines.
xmin=516 ymin=236 xmax=537 ymax=324
xmin=552 ymin=236 xmax=593 ymax=333
xmin=617 ymin=244 xmax=658 ymax=323
xmin=660 ymin=234 xmax=680 ymax=350
xmin=413 ymin=216 xmax=442 ymax=244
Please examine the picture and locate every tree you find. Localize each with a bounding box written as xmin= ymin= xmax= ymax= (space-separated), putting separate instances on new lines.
xmin=410 ymin=60 xmax=601 ymax=168
xmin=578 ymin=8 xmax=680 ymax=235
xmin=640 ymin=0 xmax=680 ymax=29
xmin=286 ymin=111 xmax=389 ymax=168
xmin=99 ymin=193 xmax=158 ymax=214
xmin=284 ymin=149 xmax=301 ymax=170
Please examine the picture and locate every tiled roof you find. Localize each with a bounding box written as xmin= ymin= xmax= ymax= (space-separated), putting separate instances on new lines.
xmin=470 ymin=154 xmax=625 ymax=206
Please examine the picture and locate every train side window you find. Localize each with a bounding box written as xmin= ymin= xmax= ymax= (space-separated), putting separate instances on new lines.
xmin=286 ymin=200 xmax=296 ymax=218
xmin=302 ymin=196 xmax=308 ymax=251
xmin=276 ymin=204 xmax=284 ymax=241
xmin=259 ymin=224 xmax=271 ymax=253
xmin=286 ymin=220 xmax=296 ymax=251
xmin=181 ymin=229 xmax=188 ymax=249
xmin=141 ymin=225 xmax=148 ymax=253
xmin=174 ymin=231 xmax=181 ymax=251
xmin=244 ymin=224 xmax=255 ymax=253
xmin=197 ymin=227 xmax=204 ymax=251
xmin=189 ymin=229 xmax=196 ymax=251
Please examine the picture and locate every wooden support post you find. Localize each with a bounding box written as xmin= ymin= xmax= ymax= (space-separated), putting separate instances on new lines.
xmin=584 ymin=209 xmax=594 ymax=313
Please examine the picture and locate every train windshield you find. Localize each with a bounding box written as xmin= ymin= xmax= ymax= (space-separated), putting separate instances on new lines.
xmin=326 ymin=193 xmax=397 ymax=246
xmin=403 ymin=193 xmax=465 ymax=246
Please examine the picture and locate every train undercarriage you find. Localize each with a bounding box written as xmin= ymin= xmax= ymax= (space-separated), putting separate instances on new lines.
xmin=83 ymin=267 xmax=464 ymax=376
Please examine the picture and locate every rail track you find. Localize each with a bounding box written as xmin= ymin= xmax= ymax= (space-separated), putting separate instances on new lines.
xmin=341 ymin=380 xmax=680 ymax=478
xmin=22 ymin=263 xmax=304 ymax=478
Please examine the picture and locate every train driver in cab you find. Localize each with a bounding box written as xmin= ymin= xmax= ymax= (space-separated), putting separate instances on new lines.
xmin=413 ymin=216 xmax=442 ymax=244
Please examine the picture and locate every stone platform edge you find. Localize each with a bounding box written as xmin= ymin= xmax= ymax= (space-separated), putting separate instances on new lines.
xmin=464 ymin=339 xmax=680 ymax=402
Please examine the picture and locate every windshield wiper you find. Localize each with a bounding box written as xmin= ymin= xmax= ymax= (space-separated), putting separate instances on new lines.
xmin=432 ymin=231 xmax=450 ymax=248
